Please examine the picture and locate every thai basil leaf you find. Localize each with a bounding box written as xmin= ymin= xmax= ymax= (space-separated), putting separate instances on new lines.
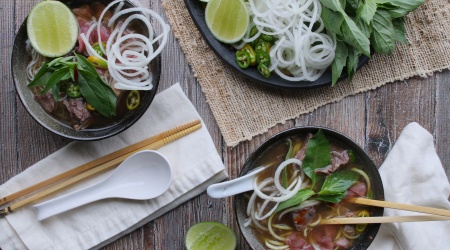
xmin=302 ymin=130 xmax=330 ymax=187
xmin=356 ymin=17 xmax=372 ymax=38
xmin=77 ymin=69 xmax=116 ymax=118
xmin=319 ymin=0 xmax=344 ymax=12
xmin=388 ymin=0 xmax=426 ymax=13
xmin=331 ymin=40 xmax=348 ymax=86
xmin=75 ymin=53 xmax=98 ymax=75
xmin=341 ymin=15 xmax=371 ymax=57
xmin=28 ymin=62 xmax=50 ymax=87
xmin=315 ymin=192 xmax=347 ymax=203
xmin=40 ymin=68 xmax=71 ymax=95
xmin=357 ymin=0 xmax=377 ymax=25
xmin=392 ymin=17 xmax=407 ymax=44
xmin=346 ymin=48 xmax=360 ymax=82
xmin=318 ymin=170 xmax=360 ymax=196
xmin=345 ymin=0 xmax=360 ymax=15
xmin=275 ymin=189 xmax=315 ymax=213
xmin=321 ymin=6 xmax=344 ymax=36
xmin=371 ymin=10 xmax=395 ymax=54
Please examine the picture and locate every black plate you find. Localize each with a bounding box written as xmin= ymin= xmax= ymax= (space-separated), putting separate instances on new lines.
xmin=184 ymin=0 xmax=369 ymax=89
xmin=234 ymin=126 xmax=384 ymax=249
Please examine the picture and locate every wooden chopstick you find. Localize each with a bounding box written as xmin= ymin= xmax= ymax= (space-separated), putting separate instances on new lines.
xmin=320 ymin=215 xmax=450 ymax=225
xmin=0 ymin=120 xmax=201 ymax=217
xmin=349 ymin=197 xmax=450 ymax=218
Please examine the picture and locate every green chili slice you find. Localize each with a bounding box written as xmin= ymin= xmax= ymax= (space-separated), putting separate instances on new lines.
xmin=256 ymin=51 xmax=271 ymax=66
xmin=126 ymin=90 xmax=140 ymax=111
xmin=92 ymin=42 xmax=106 ymax=57
xmin=67 ymin=82 xmax=81 ymax=98
xmin=261 ymin=33 xmax=275 ymax=43
xmin=240 ymin=44 xmax=257 ymax=66
xmin=257 ymin=64 xmax=271 ymax=78
xmin=255 ymin=41 xmax=271 ymax=53
xmin=236 ymin=51 xmax=251 ymax=69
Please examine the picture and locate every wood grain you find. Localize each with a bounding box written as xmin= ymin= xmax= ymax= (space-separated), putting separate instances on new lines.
xmin=0 ymin=0 xmax=449 ymax=249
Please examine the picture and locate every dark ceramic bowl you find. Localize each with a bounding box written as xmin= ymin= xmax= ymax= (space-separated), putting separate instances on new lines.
xmin=235 ymin=126 xmax=384 ymax=249
xmin=184 ymin=0 xmax=369 ymax=89
xmin=11 ymin=0 xmax=160 ymax=140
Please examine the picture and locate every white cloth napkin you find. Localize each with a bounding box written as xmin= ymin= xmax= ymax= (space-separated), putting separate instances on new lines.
xmin=0 ymin=83 xmax=228 ymax=250
xmin=369 ymin=122 xmax=450 ymax=250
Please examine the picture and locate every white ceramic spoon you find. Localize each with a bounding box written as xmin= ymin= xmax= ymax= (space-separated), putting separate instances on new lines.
xmin=34 ymin=150 xmax=172 ymax=221
xmin=207 ymin=167 xmax=266 ymax=198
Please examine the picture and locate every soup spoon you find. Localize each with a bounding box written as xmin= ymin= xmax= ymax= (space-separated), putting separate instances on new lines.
xmin=33 ymin=150 xmax=172 ymax=221
xmin=207 ymin=167 xmax=266 ymax=198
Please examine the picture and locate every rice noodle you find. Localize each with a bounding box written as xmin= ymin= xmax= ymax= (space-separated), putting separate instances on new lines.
xmin=96 ymin=0 xmax=170 ymax=90
xmin=241 ymin=0 xmax=335 ymax=82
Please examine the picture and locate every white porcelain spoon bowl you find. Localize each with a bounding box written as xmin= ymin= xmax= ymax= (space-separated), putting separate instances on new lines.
xmin=34 ymin=150 xmax=172 ymax=221
xmin=207 ymin=167 xmax=266 ymax=198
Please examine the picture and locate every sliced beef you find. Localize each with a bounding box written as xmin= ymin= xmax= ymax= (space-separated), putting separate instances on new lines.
xmin=315 ymin=150 xmax=350 ymax=175
xmin=292 ymin=206 xmax=317 ymax=231
xmin=314 ymin=225 xmax=338 ymax=250
xmin=295 ymin=133 xmax=313 ymax=160
xmin=62 ymin=98 xmax=91 ymax=130
xmin=285 ymin=233 xmax=313 ymax=250
xmin=345 ymin=182 xmax=367 ymax=198
xmin=34 ymin=92 xmax=56 ymax=113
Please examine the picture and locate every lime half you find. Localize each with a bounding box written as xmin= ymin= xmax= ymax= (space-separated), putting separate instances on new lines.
xmin=27 ymin=0 xmax=78 ymax=57
xmin=185 ymin=222 xmax=237 ymax=250
xmin=205 ymin=0 xmax=249 ymax=44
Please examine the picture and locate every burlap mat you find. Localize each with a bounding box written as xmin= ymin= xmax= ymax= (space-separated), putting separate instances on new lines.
xmin=162 ymin=0 xmax=450 ymax=147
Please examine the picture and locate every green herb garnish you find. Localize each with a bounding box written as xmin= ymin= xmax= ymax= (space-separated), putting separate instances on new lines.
xmin=319 ymin=0 xmax=426 ymax=86
xmin=28 ymin=54 xmax=116 ymax=118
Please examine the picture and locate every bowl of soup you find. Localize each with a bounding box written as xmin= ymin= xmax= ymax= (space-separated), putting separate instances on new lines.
xmin=11 ymin=0 xmax=164 ymax=140
xmin=235 ymin=127 xmax=384 ymax=250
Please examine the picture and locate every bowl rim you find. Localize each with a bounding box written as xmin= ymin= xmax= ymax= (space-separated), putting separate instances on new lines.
xmin=234 ymin=126 xmax=385 ymax=250
xmin=11 ymin=0 xmax=161 ymax=141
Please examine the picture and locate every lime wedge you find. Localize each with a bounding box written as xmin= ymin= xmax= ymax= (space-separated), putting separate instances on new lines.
xmin=205 ymin=0 xmax=249 ymax=44
xmin=185 ymin=222 xmax=237 ymax=250
xmin=27 ymin=0 xmax=78 ymax=57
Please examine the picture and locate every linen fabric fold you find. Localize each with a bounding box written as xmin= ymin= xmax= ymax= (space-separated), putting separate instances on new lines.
xmin=368 ymin=122 xmax=450 ymax=250
xmin=0 ymin=83 xmax=228 ymax=250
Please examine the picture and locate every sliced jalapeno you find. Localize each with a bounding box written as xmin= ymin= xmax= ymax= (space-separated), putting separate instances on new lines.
xmin=87 ymin=56 xmax=108 ymax=69
xmin=255 ymin=41 xmax=271 ymax=53
xmin=261 ymin=33 xmax=275 ymax=43
xmin=257 ymin=64 xmax=271 ymax=78
xmin=256 ymin=51 xmax=270 ymax=66
xmin=67 ymin=82 xmax=81 ymax=98
xmin=86 ymin=102 xmax=96 ymax=111
xmin=126 ymin=90 xmax=140 ymax=110
xmin=236 ymin=51 xmax=251 ymax=69
xmin=240 ymin=44 xmax=257 ymax=66
xmin=92 ymin=42 xmax=106 ymax=57
xmin=249 ymin=25 xmax=259 ymax=38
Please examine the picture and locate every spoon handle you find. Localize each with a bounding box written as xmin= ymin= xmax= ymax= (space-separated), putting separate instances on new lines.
xmin=33 ymin=182 xmax=106 ymax=221
xmin=207 ymin=167 xmax=265 ymax=198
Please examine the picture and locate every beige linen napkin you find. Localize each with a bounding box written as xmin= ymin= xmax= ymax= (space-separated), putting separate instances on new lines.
xmin=0 ymin=83 xmax=228 ymax=250
xmin=368 ymin=122 xmax=450 ymax=250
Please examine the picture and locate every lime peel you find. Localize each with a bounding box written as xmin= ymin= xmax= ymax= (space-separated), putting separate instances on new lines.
xmin=27 ymin=0 xmax=78 ymax=57
xmin=205 ymin=0 xmax=249 ymax=44
xmin=185 ymin=222 xmax=237 ymax=250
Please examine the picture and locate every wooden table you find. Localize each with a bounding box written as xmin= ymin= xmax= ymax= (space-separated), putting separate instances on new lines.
xmin=1 ymin=0 xmax=449 ymax=249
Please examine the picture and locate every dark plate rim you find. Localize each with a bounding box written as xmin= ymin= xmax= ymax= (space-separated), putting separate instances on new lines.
xmin=234 ymin=126 xmax=384 ymax=249
xmin=183 ymin=0 xmax=369 ymax=90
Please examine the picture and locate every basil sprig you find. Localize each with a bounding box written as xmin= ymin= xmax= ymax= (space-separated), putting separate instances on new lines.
xmin=274 ymin=130 xmax=361 ymax=212
xmin=28 ymin=54 xmax=117 ymax=118
xmin=319 ymin=0 xmax=426 ymax=86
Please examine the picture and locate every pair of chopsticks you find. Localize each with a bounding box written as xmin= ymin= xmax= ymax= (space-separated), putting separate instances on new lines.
xmin=0 ymin=119 xmax=202 ymax=218
xmin=320 ymin=197 xmax=450 ymax=225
